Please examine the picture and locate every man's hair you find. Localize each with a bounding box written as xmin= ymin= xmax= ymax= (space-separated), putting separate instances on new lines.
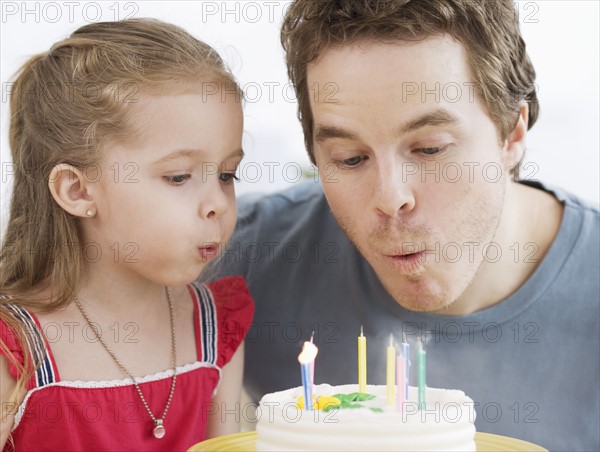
xmin=281 ymin=0 xmax=539 ymax=175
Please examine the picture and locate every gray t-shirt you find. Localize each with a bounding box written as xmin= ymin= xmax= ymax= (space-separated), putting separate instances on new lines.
xmin=211 ymin=180 xmax=599 ymax=451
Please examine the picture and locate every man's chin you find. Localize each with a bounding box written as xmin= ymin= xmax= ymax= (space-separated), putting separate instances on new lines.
xmin=380 ymin=278 xmax=457 ymax=313
xmin=393 ymin=297 xmax=457 ymax=313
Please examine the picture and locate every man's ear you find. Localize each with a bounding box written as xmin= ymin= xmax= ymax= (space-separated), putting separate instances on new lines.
xmin=503 ymin=102 xmax=529 ymax=171
xmin=48 ymin=164 xmax=97 ymax=218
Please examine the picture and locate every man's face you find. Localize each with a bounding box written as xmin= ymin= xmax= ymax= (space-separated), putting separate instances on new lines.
xmin=308 ymin=36 xmax=517 ymax=313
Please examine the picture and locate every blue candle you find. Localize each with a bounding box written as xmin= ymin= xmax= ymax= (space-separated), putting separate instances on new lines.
xmin=300 ymin=362 xmax=312 ymax=411
xmin=298 ymin=340 xmax=318 ymax=411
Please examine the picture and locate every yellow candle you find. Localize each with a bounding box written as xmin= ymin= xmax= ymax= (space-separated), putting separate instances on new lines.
xmin=358 ymin=327 xmax=367 ymax=393
xmin=386 ymin=335 xmax=395 ymax=405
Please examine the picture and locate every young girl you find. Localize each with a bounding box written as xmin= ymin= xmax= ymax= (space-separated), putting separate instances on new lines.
xmin=0 ymin=19 xmax=253 ymax=451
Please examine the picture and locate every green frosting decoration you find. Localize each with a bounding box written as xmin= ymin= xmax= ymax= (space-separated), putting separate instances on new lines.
xmin=322 ymin=392 xmax=378 ymax=412
xmin=333 ymin=392 xmax=376 ymax=403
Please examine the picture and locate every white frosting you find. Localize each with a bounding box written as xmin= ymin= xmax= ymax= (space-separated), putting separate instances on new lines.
xmin=256 ymin=384 xmax=476 ymax=451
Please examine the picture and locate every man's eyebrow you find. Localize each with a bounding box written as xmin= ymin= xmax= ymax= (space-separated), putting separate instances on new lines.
xmin=398 ymin=109 xmax=460 ymax=135
xmin=314 ymin=109 xmax=460 ymax=144
xmin=153 ymin=148 xmax=244 ymax=165
xmin=314 ymin=126 xmax=359 ymax=144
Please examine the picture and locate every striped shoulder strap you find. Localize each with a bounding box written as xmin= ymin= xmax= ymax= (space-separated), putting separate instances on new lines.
xmin=3 ymin=303 xmax=58 ymax=388
xmin=190 ymin=283 xmax=219 ymax=366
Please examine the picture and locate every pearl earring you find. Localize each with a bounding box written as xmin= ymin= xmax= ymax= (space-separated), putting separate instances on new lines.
xmin=86 ymin=209 xmax=94 ymax=217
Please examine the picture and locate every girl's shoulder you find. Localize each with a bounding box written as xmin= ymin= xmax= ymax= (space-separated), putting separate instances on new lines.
xmin=0 ymin=300 xmax=35 ymax=360
xmin=0 ymin=300 xmax=47 ymax=390
xmin=190 ymin=275 xmax=254 ymax=319
xmin=188 ymin=276 xmax=254 ymax=369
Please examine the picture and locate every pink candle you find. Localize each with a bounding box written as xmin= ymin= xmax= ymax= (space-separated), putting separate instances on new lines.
xmin=396 ymin=351 xmax=406 ymax=411
xmin=310 ymin=332 xmax=315 ymax=385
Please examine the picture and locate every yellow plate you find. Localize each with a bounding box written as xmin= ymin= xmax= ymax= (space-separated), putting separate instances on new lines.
xmin=188 ymin=431 xmax=547 ymax=451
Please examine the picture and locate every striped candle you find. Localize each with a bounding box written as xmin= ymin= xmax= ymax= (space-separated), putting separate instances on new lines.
xmin=298 ymin=340 xmax=319 ymax=411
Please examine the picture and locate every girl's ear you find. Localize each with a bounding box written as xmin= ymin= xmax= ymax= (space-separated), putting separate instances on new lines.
xmin=503 ymin=102 xmax=529 ymax=171
xmin=48 ymin=164 xmax=97 ymax=218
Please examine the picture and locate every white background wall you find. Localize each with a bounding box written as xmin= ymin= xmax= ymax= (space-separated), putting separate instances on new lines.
xmin=1 ymin=1 xmax=599 ymax=236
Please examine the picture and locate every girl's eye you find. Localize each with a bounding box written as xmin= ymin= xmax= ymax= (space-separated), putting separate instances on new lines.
xmin=163 ymin=174 xmax=191 ymax=185
xmin=219 ymin=173 xmax=240 ymax=184
xmin=339 ymin=156 xmax=365 ymax=167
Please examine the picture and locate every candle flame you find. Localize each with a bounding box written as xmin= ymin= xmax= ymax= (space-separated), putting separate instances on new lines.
xmin=298 ymin=340 xmax=319 ymax=364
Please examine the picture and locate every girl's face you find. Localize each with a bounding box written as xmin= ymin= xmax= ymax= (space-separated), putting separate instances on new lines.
xmin=86 ymin=85 xmax=244 ymax=287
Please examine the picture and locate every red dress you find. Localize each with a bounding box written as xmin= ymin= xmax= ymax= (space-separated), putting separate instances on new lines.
xmin=0 ymin=276 xmax=254 ymax=451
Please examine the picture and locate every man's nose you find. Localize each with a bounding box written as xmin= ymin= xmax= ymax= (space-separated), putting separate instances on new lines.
xmin=372 ymin=160 xmax=416 ymax=218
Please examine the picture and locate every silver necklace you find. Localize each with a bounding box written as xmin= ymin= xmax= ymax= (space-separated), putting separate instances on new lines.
xmin=74 ymin=287 xmax=177 ymax=439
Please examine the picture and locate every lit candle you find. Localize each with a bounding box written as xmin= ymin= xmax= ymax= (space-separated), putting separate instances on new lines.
xmin=386 ymin=335 xmax=395 ymax=405
xmin=298 ymin=340 xmax=319 ymax=411
xmin=396 ymin=349 xmax=406 ymax=411
xmin=358 ymin=326 xmax=367 ymax=393
xmin=402 ymin=333 xmax=410 ymax=399
xmin=417 ymin=339 xmax=426 ymax=410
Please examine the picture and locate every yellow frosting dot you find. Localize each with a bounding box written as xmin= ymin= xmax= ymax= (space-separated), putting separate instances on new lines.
xmin=315 ymin=395 xmax=341 ymax=410
xmin=296 ymin=395 xmax=341 ymax=410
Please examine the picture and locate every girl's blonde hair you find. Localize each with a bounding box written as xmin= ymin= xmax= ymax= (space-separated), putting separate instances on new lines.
xmin=0 ymin=18 xmax=240 ymax=433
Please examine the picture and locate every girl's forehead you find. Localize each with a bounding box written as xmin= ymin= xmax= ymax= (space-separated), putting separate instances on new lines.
xmin=100 ymin=89 xmax=243 ymax=164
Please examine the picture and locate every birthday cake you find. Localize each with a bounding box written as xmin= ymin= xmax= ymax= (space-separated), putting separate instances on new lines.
xmin=255 ymin=384 xmax=476 ymax=451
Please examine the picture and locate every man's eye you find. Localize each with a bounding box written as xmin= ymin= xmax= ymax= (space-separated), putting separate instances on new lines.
xmin=219 ymin=173 xmax=240 ymax=184
xmin=163 ymin=174 xmax=191 ymax=185
xmin=340 ymin=156 xmax=364 ymax=167
xmin=416 ymin=144 xmax=451 ymax=156
xmin=418 ymin=147 xmax=441 ymax=155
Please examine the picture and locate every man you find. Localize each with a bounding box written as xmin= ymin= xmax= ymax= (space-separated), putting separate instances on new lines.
xmin=213 ymin=1 xmax=599 ymax=450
